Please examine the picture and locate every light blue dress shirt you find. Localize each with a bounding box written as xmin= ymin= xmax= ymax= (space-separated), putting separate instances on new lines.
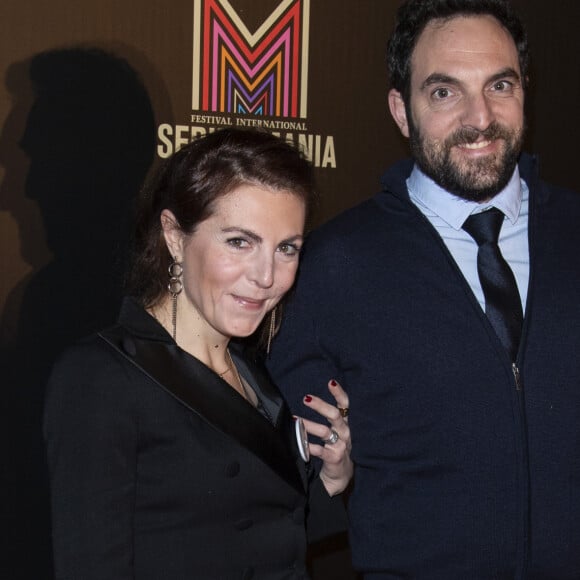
xmin=407 ymin=165 xmax=530 ymax=312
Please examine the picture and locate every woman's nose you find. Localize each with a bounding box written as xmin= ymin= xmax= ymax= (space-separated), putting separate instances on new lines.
xmin=248 ymin=253 xmax=275 ymax=288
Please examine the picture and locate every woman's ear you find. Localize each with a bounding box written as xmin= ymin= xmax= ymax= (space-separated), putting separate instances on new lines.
xmin=160 ymin=209 xmax=184 ymax=261
xmin=388 ymin=88 xmax=410 ymax=138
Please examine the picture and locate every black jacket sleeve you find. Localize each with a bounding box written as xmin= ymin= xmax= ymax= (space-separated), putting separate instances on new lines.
xmin=44 ymin=340 xmax=138 ymax=579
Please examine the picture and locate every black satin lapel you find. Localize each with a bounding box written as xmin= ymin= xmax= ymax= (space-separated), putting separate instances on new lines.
xmin=99 ymin=329 xmax=305 ymax=493
xmin=230 ymin=352 xmax=285 ymax=423
xmin=232 ymin=352 xmax=308 ymax=490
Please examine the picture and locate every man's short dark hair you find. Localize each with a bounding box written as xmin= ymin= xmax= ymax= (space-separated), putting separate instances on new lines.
xmin=387 ymin=0 xmax=529 ymax=104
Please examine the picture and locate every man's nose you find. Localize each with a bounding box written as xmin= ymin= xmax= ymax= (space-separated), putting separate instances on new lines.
xmin=460 ymin=92 xmax=495 ymax=131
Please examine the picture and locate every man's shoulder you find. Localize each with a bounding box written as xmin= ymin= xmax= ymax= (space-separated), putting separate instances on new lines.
xmin=309 ymin=158 xmax=414 ymax=241
xmin=520 ymin=152 xmax=580 ymax=207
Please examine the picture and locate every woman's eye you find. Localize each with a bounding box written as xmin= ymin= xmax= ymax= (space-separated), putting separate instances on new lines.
xmin=278 ymin=243 xmax=300 ymax=256
xmin=227 ymin=238 xmax=249 ymax=249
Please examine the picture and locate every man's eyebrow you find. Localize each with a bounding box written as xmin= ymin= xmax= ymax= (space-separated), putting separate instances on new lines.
xmin=488 ymin=67 xmax=521 ymax=84
xmin=421 ymin=67 xmax=521 ymax=91
xmin=421 ymin=73 xmax=460 ymax=90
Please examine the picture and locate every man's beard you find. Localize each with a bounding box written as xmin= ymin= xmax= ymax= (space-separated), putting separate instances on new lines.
xmin=408 ymin=116 xmax=524 ymax=202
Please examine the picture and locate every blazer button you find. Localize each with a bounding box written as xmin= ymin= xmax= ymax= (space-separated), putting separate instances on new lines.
xmin=234 ymin=518 xmax=253 ymax=531
xmin=224 ymin=461 xmax=240 ymax=477
xmin=121 ymin=337 xmax=137 ymax=356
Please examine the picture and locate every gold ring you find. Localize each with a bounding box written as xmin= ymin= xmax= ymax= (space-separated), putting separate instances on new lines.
xmin=338 ymin=407 xmax=349 ymax=418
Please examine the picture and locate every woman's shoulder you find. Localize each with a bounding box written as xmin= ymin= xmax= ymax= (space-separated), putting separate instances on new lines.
xmin=45 ymin=325 xmax=142 ymax=411
xmin=52 ymin=328 xmax=127 ymax=374
xmin=47 ymin=297 xmax=160 ymax=390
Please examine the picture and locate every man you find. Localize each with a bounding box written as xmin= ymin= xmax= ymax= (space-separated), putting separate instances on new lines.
xmin=267 ymin=0 xmax=580 ymax=578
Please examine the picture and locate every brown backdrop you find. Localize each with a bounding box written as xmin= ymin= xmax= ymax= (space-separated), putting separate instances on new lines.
xmin=0 ymin=1 xmax=578 ymax=578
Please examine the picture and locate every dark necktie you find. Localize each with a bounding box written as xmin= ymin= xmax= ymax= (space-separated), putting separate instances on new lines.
xmin=462 ymin=208 xmax=523 ymax=361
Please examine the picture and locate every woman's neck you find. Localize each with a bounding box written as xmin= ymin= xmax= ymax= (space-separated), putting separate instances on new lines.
xmin=148 ymin=298 xmax=255 ymax=404
xmin=147 ymin=298 xmax=231 ymax=374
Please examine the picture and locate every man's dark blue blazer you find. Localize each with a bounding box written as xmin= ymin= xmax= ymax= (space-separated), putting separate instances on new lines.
xmin=268 ymin=153 xmax=580 ymax=579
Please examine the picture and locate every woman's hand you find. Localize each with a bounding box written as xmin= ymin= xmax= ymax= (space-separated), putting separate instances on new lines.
xmin=302 ymin=380 xmax=353 ymax=496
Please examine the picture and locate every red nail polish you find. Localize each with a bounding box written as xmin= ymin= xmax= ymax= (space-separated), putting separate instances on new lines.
xmin=304 ymin=395 xmax=313 ymax=403
xmin=330 ymin=380 xmax=337 ymax=387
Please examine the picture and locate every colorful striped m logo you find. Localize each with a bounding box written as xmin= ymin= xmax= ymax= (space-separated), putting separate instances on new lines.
xmin=192 ymin=0 xmax=310 ymax=118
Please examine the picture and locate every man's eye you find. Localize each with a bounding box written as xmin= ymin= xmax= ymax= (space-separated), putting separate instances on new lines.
xmin=432 ymin=88 xmax=450 ymax=99
xmin=493 ymin=80 xmax=511 ymax=91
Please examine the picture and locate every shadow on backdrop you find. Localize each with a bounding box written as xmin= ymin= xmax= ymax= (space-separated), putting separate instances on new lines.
xmin=0 ymin=47 xmax=156 ymax=578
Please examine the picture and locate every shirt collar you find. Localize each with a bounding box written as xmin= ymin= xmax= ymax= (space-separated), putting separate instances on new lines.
xmin=407 ymin=164 xmax=523 ymax=230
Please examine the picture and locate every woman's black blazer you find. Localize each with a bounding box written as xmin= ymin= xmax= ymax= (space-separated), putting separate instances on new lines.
xmin=44 ymin=298 xmax=342 ymax=580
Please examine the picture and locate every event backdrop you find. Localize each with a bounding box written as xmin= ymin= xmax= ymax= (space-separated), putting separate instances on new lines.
xmin=0 ymin=1 xmax=578 ymax=578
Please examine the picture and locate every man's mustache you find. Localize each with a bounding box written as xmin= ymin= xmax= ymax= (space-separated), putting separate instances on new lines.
xmin=446 ymin=122 xmax=512 ymax=147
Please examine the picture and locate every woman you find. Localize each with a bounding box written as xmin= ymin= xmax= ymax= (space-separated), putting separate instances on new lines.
xmin=44 ymin=128 xmax=352 ymax=579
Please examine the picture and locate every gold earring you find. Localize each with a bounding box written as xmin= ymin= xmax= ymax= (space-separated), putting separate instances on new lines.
xmin=266 ymin=307 xmax=277 ymax=355
xmin=167 ymin=256 xmax=183 ymax=341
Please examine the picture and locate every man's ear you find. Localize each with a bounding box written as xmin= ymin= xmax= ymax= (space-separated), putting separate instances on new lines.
xmin=160 ymin=209 xmax=184 ymax=261
xmin=388 ymin=88 xmax=410 ymax=138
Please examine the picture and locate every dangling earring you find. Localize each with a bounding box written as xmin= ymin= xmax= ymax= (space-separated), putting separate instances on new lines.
xmin=266 ymin=306 xmax=277 ymax=355
xmin=167 ymin=257 xmax=183 ymax=341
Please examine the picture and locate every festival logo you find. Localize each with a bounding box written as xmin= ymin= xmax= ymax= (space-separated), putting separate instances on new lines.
xmin=192 ymin=0 xmax=308 ymax=118
xmin=158 ymin=0 xmax=336 ymax=168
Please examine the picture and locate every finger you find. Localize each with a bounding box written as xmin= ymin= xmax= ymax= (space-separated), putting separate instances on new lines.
xmin=303 ymin=418 xmax=351 ymax=458
xmin=303 ymin=394 xmax=344 ymax=424
xmin=302 ymin=417 xmax=336 ymax=440
xmin=303 ymin=415 xmax=352 ymax=454
xmin=327 ymin=379 xmax=349 ymax=410
xmin=309 ymin=446 xmax=346 ymax=464
xmin=307 ymin=443 xmax=326 ymax=459
xmin=302 ymin=382 xmax=349 ymax=422
xmin=309 ymin=438 xmax=347 ymax=460
xmin=328 ymin=380 xmax=350 ymax=423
